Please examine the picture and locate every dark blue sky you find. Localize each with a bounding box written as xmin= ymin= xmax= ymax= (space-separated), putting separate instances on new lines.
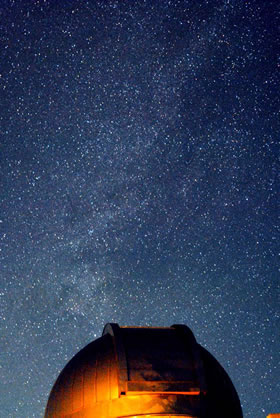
xmin=0 ymin=0 xmax=279 ymax=416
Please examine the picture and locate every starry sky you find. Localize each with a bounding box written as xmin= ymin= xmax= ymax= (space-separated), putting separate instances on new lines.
xmin=0 ymin=0 xmax=279 ymax=417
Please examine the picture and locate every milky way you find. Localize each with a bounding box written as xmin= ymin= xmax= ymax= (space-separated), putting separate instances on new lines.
xmin=0 ymin=1 xmax=279 ymax=417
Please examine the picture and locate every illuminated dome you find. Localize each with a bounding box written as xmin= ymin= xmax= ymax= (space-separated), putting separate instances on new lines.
xmin=45 ymin=323 xmax=243 ymax=417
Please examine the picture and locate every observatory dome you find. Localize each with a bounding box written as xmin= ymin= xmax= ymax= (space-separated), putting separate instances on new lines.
xmin=45 ymin=323 xmax=243 ymax=417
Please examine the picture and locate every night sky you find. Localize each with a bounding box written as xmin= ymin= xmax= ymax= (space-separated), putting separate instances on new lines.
xmin=0 ymin=0 xmax=279 ymax=417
